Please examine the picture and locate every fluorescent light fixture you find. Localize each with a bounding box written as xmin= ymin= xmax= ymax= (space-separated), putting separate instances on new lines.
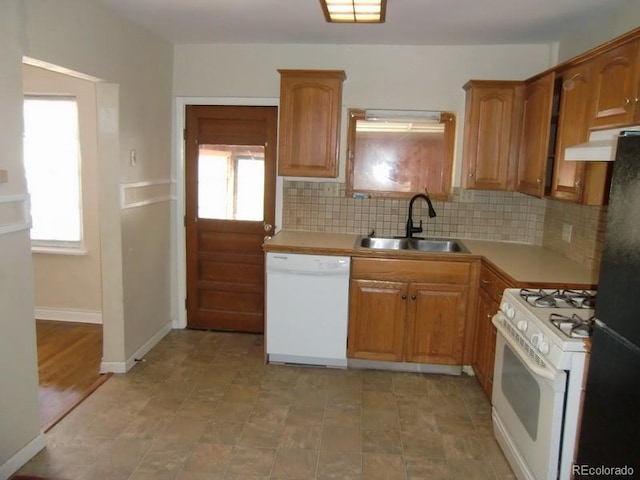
xmin=320 ymin=0 xmax=387 ymax=23
xmin=356 ymin=121 xmax=444 ymax=133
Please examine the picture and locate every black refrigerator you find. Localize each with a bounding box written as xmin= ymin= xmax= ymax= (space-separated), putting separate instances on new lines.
xmin=577 ymin=131 xmax=640 ymax=472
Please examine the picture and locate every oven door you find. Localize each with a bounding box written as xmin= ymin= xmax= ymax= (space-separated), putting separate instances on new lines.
xmin=492 ymin=313 xmax=567 ymax=480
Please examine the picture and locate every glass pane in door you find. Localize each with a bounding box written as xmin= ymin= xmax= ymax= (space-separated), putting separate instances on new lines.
xmin=198 ymin=144 xmax=265 ymax=220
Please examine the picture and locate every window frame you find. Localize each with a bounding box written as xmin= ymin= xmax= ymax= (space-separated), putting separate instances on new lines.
xmin=23 ymin=95 xmax=86 ymax=254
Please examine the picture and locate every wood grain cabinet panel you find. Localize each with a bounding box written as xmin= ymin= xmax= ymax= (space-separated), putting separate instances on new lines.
xmin=348 ymin=258 xmax=471 ymax=365
xmin=347 ymin=279 xmax=407 ymax=362
xmin=462 ymin=80 xmax=524 ymax=190
xmin=404 ymin=283 xmax=468 ymax=365
xmin=277 ymin=70 xmax=345 ymax=177
xmin=589 ymin=39 xmax=640 ymax=129
xmin=472 ymin=262 xmax=513 ymax=399
xmin=516 ymin=72 xmax=556 ymax=197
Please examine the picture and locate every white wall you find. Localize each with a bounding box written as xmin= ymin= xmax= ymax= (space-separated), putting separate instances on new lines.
xmin=23 ymin=65 xmax=103 ymax=321
xmin=174 ymin=43 xmax=555 ymax=187
xmin=0 ymin=2 xmax=44 ymax=476
xmin=22 ymin=0 xmax=175 ymax=366
xmin=557 ymin=1 xmax=640 ymax=61
xmin=1 ymin=0 xmax=173 ymax=475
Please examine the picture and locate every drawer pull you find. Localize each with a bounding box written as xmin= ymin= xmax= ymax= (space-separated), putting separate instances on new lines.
xmin=481 ymin=279 xmax=490 ymax=284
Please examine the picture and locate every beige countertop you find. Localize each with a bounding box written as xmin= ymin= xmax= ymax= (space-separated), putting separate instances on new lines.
xmin=264 ymin=230 xmax=599 ymax=288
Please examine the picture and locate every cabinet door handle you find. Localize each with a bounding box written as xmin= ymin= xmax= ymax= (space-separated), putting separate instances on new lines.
xmin=401 ymin=295 xmax=407 ymax=300
xmin=411 ymin=295 xmax=417 ymax=300
xmin=481 ymin=279 xmax=490 ymax=284
xmin=624 ymin=97 xmax=632 ymax=106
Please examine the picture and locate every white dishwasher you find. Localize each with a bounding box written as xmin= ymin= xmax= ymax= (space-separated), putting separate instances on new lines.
xmin=266 ymin=252 xmax=350 ymax=367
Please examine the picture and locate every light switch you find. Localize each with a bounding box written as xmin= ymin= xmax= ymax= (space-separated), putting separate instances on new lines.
xmin=0 ymin=169 xmax=7 ymax=184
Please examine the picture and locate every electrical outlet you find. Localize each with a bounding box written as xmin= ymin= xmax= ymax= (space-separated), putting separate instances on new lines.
xmin=562 ymin=223 xmax=573 ymax=242
xmin=459 ymin=189 xmax=475 ymax=203
xmin=323 ymin=182 xmax=339 ymax=197
xmin=129 ymin=149 xmax=137 ymax=166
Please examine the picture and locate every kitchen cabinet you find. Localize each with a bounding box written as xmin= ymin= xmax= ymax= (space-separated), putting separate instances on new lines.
xmin=277 ymin=69 xmax=346 ymax=178
xmin=347 ymin=258 xmax=471 ymax=365
xmin=516 ymin=72 xmax=556 ymax=197
xmin=472 ymin=261 xmax=512 ymax=399
xmin=462 ymin=80 xmax=524 ymax=190
xmin=552 ymin=63 xmax=612 ymax=205
xmin=589 ymin=39 xmax=640 ymax=129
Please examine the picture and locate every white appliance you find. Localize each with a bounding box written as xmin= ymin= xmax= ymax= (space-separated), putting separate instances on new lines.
xmin=492 ymin=288 xmax=596 ymax=480
xmin=564 ymin=125 xmax=640 ymax=161
xmin=266 ymin=252 xmax=350 ymax=367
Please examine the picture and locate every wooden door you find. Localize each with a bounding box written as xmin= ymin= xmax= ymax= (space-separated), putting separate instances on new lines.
xmin=185 ymin=105 xmax=277 ymax=332
xmin=347 ymin=279 xmax=407 ymax=362
xmin=590 ymin=39 xmax=640 ymax=129
xmin=516 ymin=72 xmax=555 ymax=197
xmin=404 ymin=283 xmax=467 ymax=365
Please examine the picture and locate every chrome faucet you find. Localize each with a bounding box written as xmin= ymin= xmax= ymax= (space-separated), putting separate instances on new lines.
xmin=405 ymin=193 xmax=437 ymax=238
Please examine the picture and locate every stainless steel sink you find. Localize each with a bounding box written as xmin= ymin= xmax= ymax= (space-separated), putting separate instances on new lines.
xmin=359 ymin=236 xmax=469 ymax=253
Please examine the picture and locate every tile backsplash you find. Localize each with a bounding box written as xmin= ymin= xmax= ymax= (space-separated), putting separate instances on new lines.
xmin=281 ymin=181 xmax=605 ymax=272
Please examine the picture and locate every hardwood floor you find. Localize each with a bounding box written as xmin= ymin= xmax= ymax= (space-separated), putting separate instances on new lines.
xmin=36 ymin=320 xmax=109 ymax=431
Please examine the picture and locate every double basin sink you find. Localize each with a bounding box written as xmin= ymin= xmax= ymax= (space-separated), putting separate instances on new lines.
xmin=359 ymin=236 xmax=469 ymax=253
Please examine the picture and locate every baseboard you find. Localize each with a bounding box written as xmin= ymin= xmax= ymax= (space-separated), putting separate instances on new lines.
xmin=100 ymin=321 xmax=172 ymax=374
xmin=35 ymin=307 xmax=102 ymax=324
xmin=0 ymin=432 xmax=47 ymax=480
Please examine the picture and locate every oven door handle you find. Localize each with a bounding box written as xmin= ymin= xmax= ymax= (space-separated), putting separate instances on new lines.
xmin=493 ymin=314 xmax=565 ymax=386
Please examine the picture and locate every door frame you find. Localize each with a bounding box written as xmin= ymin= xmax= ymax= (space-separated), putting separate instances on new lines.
xmin=173 ymin=96 xmax=281 ymax=329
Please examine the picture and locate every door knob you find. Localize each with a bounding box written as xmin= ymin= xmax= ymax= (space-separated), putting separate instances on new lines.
xmin=264 ymin=222 xmax=273 ymax=232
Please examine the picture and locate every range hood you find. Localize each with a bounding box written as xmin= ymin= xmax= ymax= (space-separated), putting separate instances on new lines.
xmin=564 ymin=126 xmax=640 ymax=161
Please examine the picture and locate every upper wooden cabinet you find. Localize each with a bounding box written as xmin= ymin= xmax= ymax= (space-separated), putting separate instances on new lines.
xmin=277 ymin=69 xmax=346 ymax=178
xmin=589 ymin=39 xmax=640 ymax=129
xmin=462 ymin=80 xmax=524 ymax=190
xmin=516 ymin=72 xmax=556 ymax=197
xmin=551 ymin=63 xmax=592 ymax=203
xmin=552 ymin=63 xmax=612 ymax=205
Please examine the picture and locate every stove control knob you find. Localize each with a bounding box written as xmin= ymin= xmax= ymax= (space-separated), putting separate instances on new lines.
xmin=501 ymin=302 xmax=515 ymax=319
xmin=516 ymin=320 xmax=528 ymax=332
xmin=538 ymin=340 xmax=550 ymax=355
xmin=531 ymin=333 xmax=541 ymax=347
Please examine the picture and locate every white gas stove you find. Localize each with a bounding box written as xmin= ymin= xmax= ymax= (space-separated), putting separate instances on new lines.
xmin=492 ymin=288 xmax=596 ymax=480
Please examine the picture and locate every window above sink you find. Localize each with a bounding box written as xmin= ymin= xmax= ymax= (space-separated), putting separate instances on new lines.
xmin=345 ymin=108 xmax=456 ymax=200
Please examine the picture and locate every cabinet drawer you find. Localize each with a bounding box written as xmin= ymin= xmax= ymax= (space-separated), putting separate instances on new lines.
xmin=352 ymin=258 xmax=470 ymax=284
xmin=480 ymin=265 xmax=509 ymax=303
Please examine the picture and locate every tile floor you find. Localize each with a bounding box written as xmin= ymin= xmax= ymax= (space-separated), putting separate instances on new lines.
xmin=15 ymin=329 xmax=515 ymax=479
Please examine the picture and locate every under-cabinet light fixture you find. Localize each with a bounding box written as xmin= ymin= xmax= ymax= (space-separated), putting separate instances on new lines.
xmin=320 ymin=0 xmax=387 ymax=23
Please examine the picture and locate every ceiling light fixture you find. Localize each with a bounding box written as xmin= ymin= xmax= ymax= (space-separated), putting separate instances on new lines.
xmin=320 ymin=0 xmax=387 ymax=23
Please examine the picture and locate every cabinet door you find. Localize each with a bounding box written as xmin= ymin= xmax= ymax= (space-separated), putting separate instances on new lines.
xmin=277 ymin=70 xmax=345 ymax=178
xmin=516 ymin=72 xmax=556 ymax=197
xmin=551 ymin=64 xmax=591 ymax=203
xmin=462 ymin=81 xmax=523 ymax=190
xmin=590 ymin=39 xmax=640 ymax=129
xmin=404 ymin=283 xmax=468 ymax=365
xmin=347 ymin=279 xmax=407 ymax=362
xmin=473 ymin=289 xmax=498 ymax=398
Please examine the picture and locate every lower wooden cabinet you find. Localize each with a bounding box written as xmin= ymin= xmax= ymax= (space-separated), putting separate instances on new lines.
xmin=472 ymin=289 xmax=499 ymax=398
xmin=347 ymin=258 xmax=471 ymax=365
xmin=472 ymin=262 xmax=512 ymax=399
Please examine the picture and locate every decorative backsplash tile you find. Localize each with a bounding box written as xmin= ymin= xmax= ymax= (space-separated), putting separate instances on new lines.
xmin=542 ymin=199 xmax=607 ymax=273
xmin=281 ymin=181 xmax=605 ymax=271
xmin=282 ymin=182 xmax=546 ymax=243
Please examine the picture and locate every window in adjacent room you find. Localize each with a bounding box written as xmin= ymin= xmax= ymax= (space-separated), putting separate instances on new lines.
xmin=23 ymin=96 xmax=83 ymax=249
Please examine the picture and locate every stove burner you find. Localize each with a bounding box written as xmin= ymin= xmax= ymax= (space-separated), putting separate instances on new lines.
xmin=519 ymin=288 xmax=597 ymax=309
xmin=549 ymin=313 xmax=595 ymax=338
